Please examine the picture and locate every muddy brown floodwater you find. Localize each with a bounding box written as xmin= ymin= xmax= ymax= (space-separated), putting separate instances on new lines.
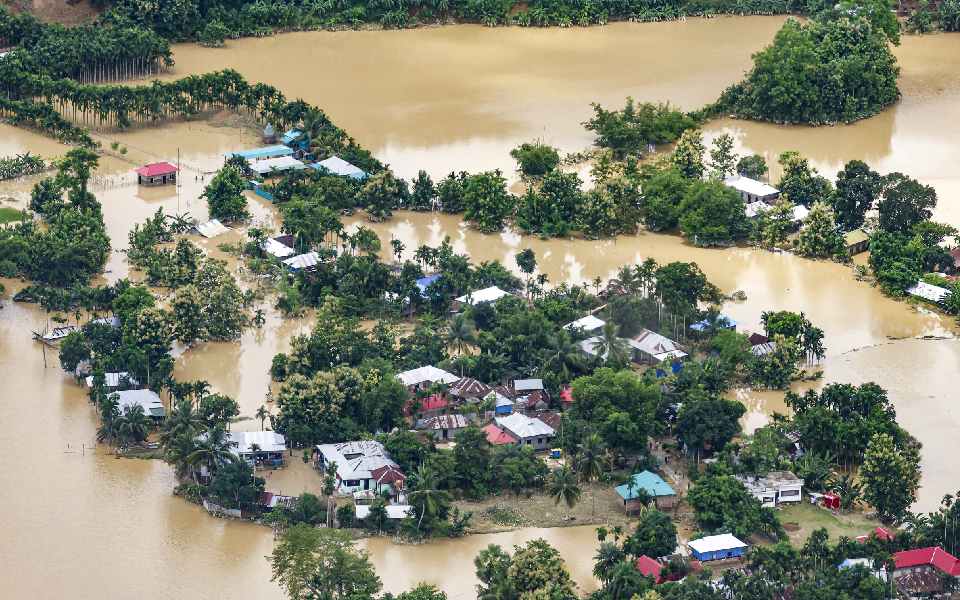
xmin=1 ymin=18 xmax=960 ymax=599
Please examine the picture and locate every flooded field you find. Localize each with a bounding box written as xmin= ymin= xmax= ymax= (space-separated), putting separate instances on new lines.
xmin=1 ymin=18 xmax=959 ymax=599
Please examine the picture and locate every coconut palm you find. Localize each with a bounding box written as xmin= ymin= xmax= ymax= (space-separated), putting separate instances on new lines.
xmin=445 ymin=314 xmax=476 ymax=359
xmin=577 ymin=433 xmax=609 ymax=517
xmin=407 ymin=465 xmax=443 ymax=534
xmin=548 ymin=465 xmax=582 ymax=509
xmin=593 ymin=541 xmax=626 ymax=583
xmin=591 ymin=321 xmax=630 ymax=367
xmin=542 ymin=330 xmax=585 ymax=382
xmin=160 ymin=398 xmax=202 ymax=448
xmin=186 ymin=425 xmax=237 ymax=481
xmin=115 ymin=404 xmax=150 ymax=449
xmin=255 ymin=405 xmax=270 ymax=431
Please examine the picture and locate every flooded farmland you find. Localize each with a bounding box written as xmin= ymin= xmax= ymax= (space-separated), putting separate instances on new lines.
xmin=1 ymin=17 xmax=960 ymax=599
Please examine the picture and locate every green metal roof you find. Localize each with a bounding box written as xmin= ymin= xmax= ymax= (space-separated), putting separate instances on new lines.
xmin=615 ymin=470 xmax=676 ymax=500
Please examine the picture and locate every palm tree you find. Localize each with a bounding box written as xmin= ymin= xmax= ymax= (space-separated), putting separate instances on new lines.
xmin=115 ymin=405 xmax=150 ymax=449
xmin=186 ymin=425 xmax=237 ymax=482
xmin=408 ymin=465 xmax=443 ymax=534
xmin=542 ymin=330 xmax=585 ymax=383
xmin=255 ymin=405 xmax=270 ymax=431
xmin=164 ymin=433 xmax=199 ymax=480
xmin=827 ymin=472 xmax=861 ymax=511
xmin=445 ymin=314 xmax=476 ymax=362
xmin=577 ymin=433 xmax=608 ymax=517
xmin=548 ymin=466 xmax=582 ymax=509
xmin=593 ymin=541 xmax=626 ymax=583
xmin=161 ymin=398 xmax=202 ymax=449
xmin=591 ymin=321 xmax=630 ymax=367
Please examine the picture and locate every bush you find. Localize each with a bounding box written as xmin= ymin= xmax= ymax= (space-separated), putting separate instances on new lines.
xmin=336 ymin=503 xmax=356 ymax=528
xmin=510 ymin=142 xmax=560 ymax=177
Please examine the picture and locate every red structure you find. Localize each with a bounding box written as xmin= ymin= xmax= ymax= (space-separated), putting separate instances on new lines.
xmin=635 ymin=556 xmax=665 ymax=584
xmin=894 ymin=546 xmax=960 ymax=576
xmin=821 ymin=492 xmax=841 ymax=510
xmin=135 ymin=162 xmax=178 ymax=186
xmin=482 ymin=423 xmax=517 ymax=446
xmin=856 ymin=526 xmax=894 ymax=543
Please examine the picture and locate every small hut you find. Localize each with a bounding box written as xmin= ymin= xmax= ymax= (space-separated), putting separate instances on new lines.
xmin=135 ymin=162 xmax=178 ymax=186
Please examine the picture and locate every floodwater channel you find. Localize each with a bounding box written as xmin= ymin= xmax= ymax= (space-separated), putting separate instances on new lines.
xmin=1 ymin=17 xmax=960 ymax=599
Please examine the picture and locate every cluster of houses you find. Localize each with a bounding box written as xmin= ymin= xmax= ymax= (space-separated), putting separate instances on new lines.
xmin=396 ymin=363 xmax=560 ymax=451
xmin=224 ymin=128 xmax=369 ymax=181
xmin=722 ymin=174 xmax=871 ymax=257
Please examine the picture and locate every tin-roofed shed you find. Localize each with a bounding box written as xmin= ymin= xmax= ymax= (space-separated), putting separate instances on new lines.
xmin=615 ymin=470 xmax=677 ymax=512
xmin=311 ymin=156 xmax=367 ymax=180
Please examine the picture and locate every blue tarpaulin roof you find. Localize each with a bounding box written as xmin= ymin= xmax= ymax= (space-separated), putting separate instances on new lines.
xmin=282 ymin=129 xmax=304 ymax=144
xmin=310 ymin=156 xmax=367 ymax=180
xmin=690 ymin=315 xmax=737 ymax=332
xmin=228 ymin=145 xmax=294 ymax=161
xmin=615 ymin=471 xmax=676 ymax=500
xmin=416 ymin=274 xmax=441 ymax=294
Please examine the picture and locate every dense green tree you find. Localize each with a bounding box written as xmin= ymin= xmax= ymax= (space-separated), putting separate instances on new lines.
xmin=360 ymin=170 xmax=403 ymax=222
xmin=796 ymin=201 xmax=846 ymax=260
xmin=678 ymin=181 xmax=749 ymax=246
xmin=270 ymin=525 xmax=382 ymax=600
xmin=671 ymin=129 xmax=705 ymax=180
xmin=708 ymin=133 xmax=738 ymax=179
xmin=623 ymin=510 xmax=678 ymax=558
xmin=583 ymin=98 xmax=697 ymax=158
xmin=832 ymin=160 xmax=883 ymax=231
xmin=203 ymin=165 xmax=248 ymax=222
xmin=736 ymin=154 xmax=768 ymax=180
xmin=861 ymin=432 xmax=921 ymax=522
xmin=462 ymin=171 xmax=516 ymax=233
xmin=721 ymin=17 xmax=900 ymax=124
xmin=675 ymin=393 xmax=746 ymax=459
xmin=688 ymin=473 xmax=783 ymax=539
xmin=877 ymin=172 xmax=937 ymax=234
xmin=208 ymin=460 xmax=264 ymax=510
xmin=510 ymin=141 xmax=560 ymax=177
xmin=410 ymin=170 xmax=436 ymax=211
xmin=641 ymin=168 xmax=689 ymax=232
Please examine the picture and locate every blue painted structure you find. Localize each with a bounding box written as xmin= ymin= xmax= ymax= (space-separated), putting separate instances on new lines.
xmin=615 ymin=471 xmax=676 ymax=502
xmin=416 ymin=274 xmax=442 ymax=296
xmin=688 ymin=534 xmax=749 ymax=562
xmin=494 ymin=394 xmax=514 ymax=415
xmin=282 ymin=129 xmax=310 ymax=151
xmin=310 ymin=156 xmax=368 ymax=180
xmin=690 ymin=315 xmax=737 ymax=332
xmin=228 ymin=145 xmax=294 ymax=161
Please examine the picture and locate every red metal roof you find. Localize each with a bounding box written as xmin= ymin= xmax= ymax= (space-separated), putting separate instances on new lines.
xmin=635 ymin=556 xmax=663 ymax=583
xmin=405 ymin=394 xmax=449 ymax=416
xmin=894 ymin=547 xmax=960 ymax=576
xmin=135 ymin=162 xmax=178 ymax=177
xmin=482 ymin=423 xmax=517 ymax=445
xmin=560 ymin=387 xmax=573 ymax=403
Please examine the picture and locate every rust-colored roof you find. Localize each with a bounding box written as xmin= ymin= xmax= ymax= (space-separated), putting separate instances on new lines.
xmin=370 ymin=464 xmax=406 ymax=484
xmin=482 ymin=423 xmax=517 ymax=445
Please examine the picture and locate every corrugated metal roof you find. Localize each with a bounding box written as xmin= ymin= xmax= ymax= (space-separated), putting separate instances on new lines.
xmin=250 ymin=155 xmax=306 ymax=176
xmin=563 ymin=315 xmax=606 ymax=332
xmin=688 ymin=534 xmax=748 ymax=554
xmin=513 ymin=379 xmax=544 ymax=392
xmin=495 ymin=413 xmax=554 ymax=439
xmin=396 ymin=366 xmax=459 ymax=387
xmin=311 ymin=156 xmax=367 ymax=180
xmin=723 ymin=175 xmax=779 ymax=197
xmin=282 ymin=251 xmax=320 ymax=271
xmin=455 ymin=286 xmax=512 ymax=306
xmin=228 ymin=145 xmax=293 ymax=161
xmin=195 ymin=219 xmax=230 ymax=238
xmin=615 ymin=470 xmax=676 ymax=500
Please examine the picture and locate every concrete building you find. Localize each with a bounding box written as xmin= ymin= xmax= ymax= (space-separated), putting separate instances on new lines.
xmin=737 ymin=471 xmax=803 ymax=507
xmin=688 ymin=534 xmax=748 ymax=562
xmin=228 ymin=431 xmax=287 ymax=467
xmin=494 ymin=413 xmax=555 ymax=451
xmin=314 ymin=440 xmax=405 ymax=496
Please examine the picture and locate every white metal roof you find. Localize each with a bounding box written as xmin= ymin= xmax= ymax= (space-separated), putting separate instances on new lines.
xmin=652 ymin=350 xmax=688 ymax=363
xmin=907 ymin=281 xmax=950 ymax=303
xmin=262 ymin=237 xmax=295 ymax=258
xmin=629 ymin=329 xmax=681 ymax=356
xmin=688 ymin=534 xmax=748 ymax=554
xmin=85 ymin=372 xmax=137 ymax=389
xmin=355 ymin=504 xmax=412 ymax=520
xmin=563 ymin=314 xmax=606 ymax=332
xmin=396 ymin=365 xmax=460 ymax=387
xmin=112 ymin=389 xmax=165 ymax=418
xmin=228 ymin=431 xmax=286 ymax=454
xmin=455 ymin=286 xmax=512 ymax=306
xmin=724 ymin=175 xmax=779 ymax=198
xmin=315 ymin=440 xmax=398 ymax=482
xmin=745 ymin=201 xmax=770 ymax=219
xmin=495 ymin=413 xmax=555 ymax=439
xmin=282 ymin=251 xmax=319 ymax=270
xmin=250 ymin=155 xmax=306 ymax=176
xmin=513 ymin=378 xmax=544 ymax=392
xmin=195 ymin=219 xmax=230 ymax=238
